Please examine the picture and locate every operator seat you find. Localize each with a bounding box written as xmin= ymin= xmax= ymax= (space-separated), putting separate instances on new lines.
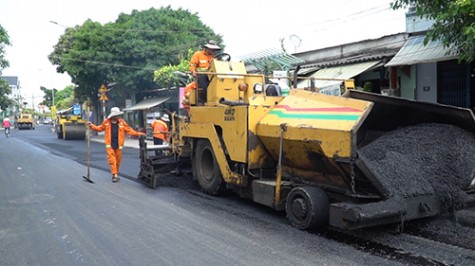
xmin=266 ymin=84 xmax=282 ymax=96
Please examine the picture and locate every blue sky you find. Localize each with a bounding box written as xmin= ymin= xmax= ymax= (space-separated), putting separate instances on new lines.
xmin=0 ymin=0 xmax=407 ymax=107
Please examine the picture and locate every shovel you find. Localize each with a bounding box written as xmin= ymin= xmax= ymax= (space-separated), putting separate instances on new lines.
xmin=83 ymin=109 xmax=94 ymax=184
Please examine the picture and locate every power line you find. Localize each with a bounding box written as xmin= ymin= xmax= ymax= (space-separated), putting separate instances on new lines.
xmin=46 ymin=2 xmax=402 ymax=60
xmin=302 ymin=3 xmax=392 ymax=28
xmin=51 ymin=56 xmax=158 ymax=71
xmin=48 ymin=3 xmax=399 ymax=38
xmin=50 ymin=38 xmax=410 ymax=72
xmin=46 ymin=2 xmax=410 ymax=72
xmin=233 ymin=3 xmax=405 ymax=56
xmin=49 ymin=20 xmax=216 ymax=34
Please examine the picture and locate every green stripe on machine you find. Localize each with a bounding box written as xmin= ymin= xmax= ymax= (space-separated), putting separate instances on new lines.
xmin=269 ymin=110 xmax=360 ymax=121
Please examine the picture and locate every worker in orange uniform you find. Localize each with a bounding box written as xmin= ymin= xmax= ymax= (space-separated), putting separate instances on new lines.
xmin=182 ymin=81 xmax=197 ymax=112
xmin=190 ymin=40 xmax=221 ymax=101
xmin=88 ymin=107 xmax=145 ymax=182
xmin=151 ymin=114 xmax=169 ymax=156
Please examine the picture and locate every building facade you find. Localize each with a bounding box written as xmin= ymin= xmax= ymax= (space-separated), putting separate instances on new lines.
xmin=385 ymin=8 xmax=473 ymax=109
xmin=0 ymin=76 xmax=21 ymax=117
xmin=292 ymin=33 xmax=407 ymax=95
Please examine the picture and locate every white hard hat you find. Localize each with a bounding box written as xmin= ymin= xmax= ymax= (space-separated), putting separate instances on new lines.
xmin=108 ymin=107 xmax=124 ymax=119
xmin=203 ymin=40 xmax=221 ymax=50
xmin=161 ymin=114 xmax=170 ymax=122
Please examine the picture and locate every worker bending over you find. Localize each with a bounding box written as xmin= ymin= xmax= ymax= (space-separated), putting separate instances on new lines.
xmin=151 ymin=114 xmax=169 ymax=156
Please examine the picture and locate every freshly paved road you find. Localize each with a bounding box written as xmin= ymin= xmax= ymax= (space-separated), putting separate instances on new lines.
xmin=0 ymin=125 xmax=402 ymax=266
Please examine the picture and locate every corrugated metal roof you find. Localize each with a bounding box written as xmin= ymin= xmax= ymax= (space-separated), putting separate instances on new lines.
xmin=302 ymin=51 xmax=395 ymax=69
xmin=386 ymin=35 xmax=457 ymax=66
xmin=297 ymin=60 xmax=382 ymax=93
xmin=295 ymin=33 xmax=406 ymax=69
xmin=293 ymin=67 xmax=319 ymax=75
xmin=241 ymin=48 xmax=304 ymax=70
xmin=123 ymin=96 xmax=171 ymax=111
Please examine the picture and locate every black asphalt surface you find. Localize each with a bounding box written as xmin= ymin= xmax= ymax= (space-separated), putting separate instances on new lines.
xmin=11 ymin=125 xmax=142 ymax=180
xmin=0 ymin=125 xmax=403 ymax=266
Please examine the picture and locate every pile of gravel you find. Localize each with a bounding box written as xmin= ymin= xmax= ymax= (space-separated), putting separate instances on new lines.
xmin=359 ymin=123 xmax=475 ymax=211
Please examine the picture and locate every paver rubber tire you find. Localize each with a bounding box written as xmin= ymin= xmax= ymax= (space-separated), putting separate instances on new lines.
xmin=285 ymin=186 xmax=329 ymax=230
xmin=193 ymin=139 xmax=226 ymax=195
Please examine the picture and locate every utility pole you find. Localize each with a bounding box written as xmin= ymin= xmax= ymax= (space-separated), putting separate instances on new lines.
xmin=98 ymin=84 xmax=109 ymax=121
xmin=102 ymin=100 xmax=106 ymax=121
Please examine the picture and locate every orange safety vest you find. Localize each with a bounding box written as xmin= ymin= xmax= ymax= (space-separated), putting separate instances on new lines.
xmin=182 ymin=81 xmax=197 ymax=111
xmin=184 ymin=81 xmax=197 ymax=96
xmin=181 ymin=81 xmax=198 ymax=112
xmin=151 ymin=119 xmax=168 ymax=140
xmin=190 ymin=50 xmax=214 ymax=73
xmin=90 ymin=118 xmax=142 ymax=149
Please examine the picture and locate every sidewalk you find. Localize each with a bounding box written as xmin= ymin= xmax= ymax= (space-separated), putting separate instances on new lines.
xmin=89 ymin=133 xmax=153 ymax=149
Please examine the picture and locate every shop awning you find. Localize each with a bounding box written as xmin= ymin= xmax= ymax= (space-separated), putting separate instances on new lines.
xmin=297 ymin=60 xmax=382 ymax=94
xmin=123 ymin=96 xmax=171 ymax=111
xmin=385 ymin=35 xmax=457 ymax=67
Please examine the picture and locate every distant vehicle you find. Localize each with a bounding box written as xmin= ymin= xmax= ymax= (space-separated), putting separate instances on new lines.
xmin=17 ymin=113 xmax=35 ymax=130
xmin=55 ymin=106 xmax=86 ymax=140
xmin=43 ymin=118 xmax=53 ymax=125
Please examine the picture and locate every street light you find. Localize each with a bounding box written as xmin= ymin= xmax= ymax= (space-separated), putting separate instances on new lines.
xmin=47 ymin=22 xmax=64 ymax=108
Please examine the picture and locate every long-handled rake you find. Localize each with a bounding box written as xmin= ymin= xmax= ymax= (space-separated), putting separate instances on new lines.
xmin=82 ymin=108 xmax=94 ymax=184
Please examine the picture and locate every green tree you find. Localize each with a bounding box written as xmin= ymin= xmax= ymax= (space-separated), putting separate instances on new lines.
xmin=0 ymin=24 xmax=10 ymax=70
xmin=40 ymin=86 xmax=58 ymax=107
xmin=153 ymin=49 xmax=194 ymax=88
xmin=0 ymin=24 xmax=12 ymax=111
xmin=41 ymin=85 xmax=75 ymax=111
xmin=54 ymin=89 xmax=75 ymax=111
xmin=49 ymin=21 xmax=112 ymax=105
xmin=391 ymin=0 xmax=475 ymax=62
xmin=0 ymin=79 xmax=13 ymax=111
xmin=49 ymin=6 xmax=222 ymax=112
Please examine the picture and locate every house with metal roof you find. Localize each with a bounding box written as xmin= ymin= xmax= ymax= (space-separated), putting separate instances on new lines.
xmin=241 ymin=33 xmax=407 ymax=96
xmin=385 ymin=7 xmax=472 ymax=109
xmin=0 ymin=76 xmax=21 ymax=100
xmin=284 ymin=33 xmax=406 ymax=96
xmin=0 ymin=76 xmax=22 ymax=116
xmin=243 ymin=6 xmax=472 ymax=110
